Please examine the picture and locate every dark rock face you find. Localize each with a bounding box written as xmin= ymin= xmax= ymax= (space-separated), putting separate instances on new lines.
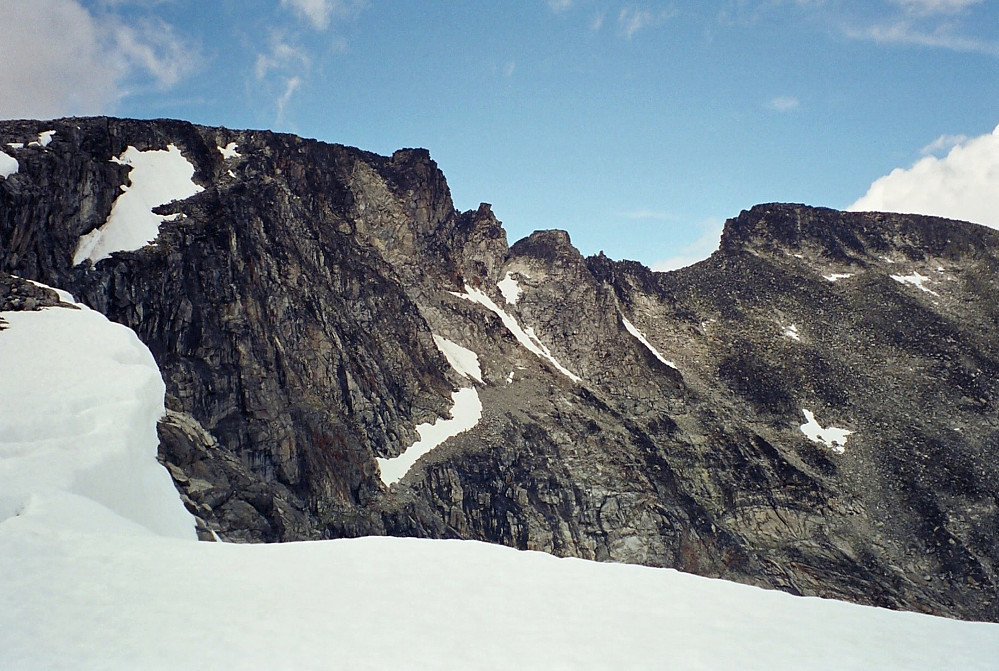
xmin=1 ymin=119 xmax=997 ymax=622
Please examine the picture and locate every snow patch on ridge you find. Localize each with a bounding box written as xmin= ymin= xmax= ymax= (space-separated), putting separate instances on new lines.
xmin=29 ymin=130 xmax=55 ymax=147
xmin=824 ymin=273 xmax=853 ymax=282
xmin=452 ymin=284 xmax=581 ymax=382
xmin=377 ymin=388 xmax=482 ymax=485
xmin=218 ymin=142 xmax=241 ymax=160
xmin=73 ymin=144 xmax=203 ymax=266
xmin=621 ymin=314 xmax=677 ymax=369
xmin=784 ymin=324 xmax=800 ymax=341
xmin=799 ymin=409 xmax=853 ymax=453
xmin=433 ymin=335 xmax=483 ymax=384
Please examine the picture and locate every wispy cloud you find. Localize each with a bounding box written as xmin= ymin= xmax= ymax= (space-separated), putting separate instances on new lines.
xmin=618 ymin=6 xmax=675 ymax=39
xmin=110 ymin=17 xmax=197 ymax=90
xmin=591 ymin=11 xmax=606 ymax=31
xmin=920 ymin=133 xmax=969 ymax=155
xmin=889 ymin=0 xmax=984 ymax=15
xmin=254 ymin=38 xmax=311 ymax=80
xmin=840 ymin=0 xmax=998 ymax=57
xmin=849 ymin=124 xmax=999 ymax=229
xmin=651 ymin=218 xmax=725 ymax=272
xmin=546 ymin=0 xmax=573 ymax=12
xmin=275 ymin=76 xmax=302 ymax=125
xmin=846 ymin=20 xmax=999 ymax=57
xmin=766 ymin=95 xmax=800 ymax=112
xmin=279 ymin=0 xmax=368 ymax=31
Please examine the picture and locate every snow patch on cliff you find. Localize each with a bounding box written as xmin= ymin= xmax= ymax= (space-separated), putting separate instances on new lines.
xmin=498 ymin=271 xmax=524 ymax=305
xmin=29 ymin=130 xmax=55 ymax=147
xmin=891 ymin=271 xmax=938 ymax=296
xmin=799 ymin=409 xmax=853 ymax=453
xmin=376 ymin=387 xmax=482 ymax=485
xmin=0 ymin=151 xmax=17 ymax=178
xmin=433 ymin=335 xmax=483 ymax=384
xmin=218 ymin=142 xmax=241 ymax=159
xmin=73 ymin=144 xmax=203 ymax=266
xmin=621 ymin=314 xmax=677 ymax=369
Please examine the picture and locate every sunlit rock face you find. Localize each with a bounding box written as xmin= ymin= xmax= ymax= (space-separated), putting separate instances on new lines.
xmin=2 ymin=117 xmax=997 ymax=622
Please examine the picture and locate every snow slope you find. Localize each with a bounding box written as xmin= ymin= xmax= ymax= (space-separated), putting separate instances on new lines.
xmin=2 ymin=283 xmax=998 ymax=671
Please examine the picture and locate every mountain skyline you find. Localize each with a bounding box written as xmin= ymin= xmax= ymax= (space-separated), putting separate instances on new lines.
xmin=3 ymin=0 xmax=998 ymax=268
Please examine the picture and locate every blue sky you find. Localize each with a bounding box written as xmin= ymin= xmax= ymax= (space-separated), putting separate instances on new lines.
xmin=3 ymin=1 xmax=999 ymax=268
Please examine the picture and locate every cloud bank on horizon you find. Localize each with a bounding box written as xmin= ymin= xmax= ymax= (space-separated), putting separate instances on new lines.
xmin=849 ymin=125 xmax=999 ymax=229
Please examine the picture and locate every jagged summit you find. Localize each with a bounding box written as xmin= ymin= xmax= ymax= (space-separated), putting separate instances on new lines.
xmin=2 ymin=117 xmax=997 ymax=621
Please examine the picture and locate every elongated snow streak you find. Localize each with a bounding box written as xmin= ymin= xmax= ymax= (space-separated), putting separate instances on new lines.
xmin=620 ymin=314 xmax=677 ymax=369
xmin=73 ymin=144 xmax=203 ymax=266
xmin=497 ymin=272 xmax=523 ymax=305
xmin=784 ymin=324 xmax=800 ymax=341
xmin=891 ymin=271 xmax=938 ymax=296
xmin=433 ymin=335 xmax=483 ymax=383
xmin=376 ymin=388 xmax=482 ymax=485
xmin=823 ymin=273 xmax=853 ymax=282
xmin=799 ymin=409 xmax=853 ymax=454
xmin=452 ymin=284 xmax=581 ymax=382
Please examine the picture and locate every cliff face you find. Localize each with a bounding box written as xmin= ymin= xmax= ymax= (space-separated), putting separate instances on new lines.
xmin=1 ymin=117 xmax=996 ymax=621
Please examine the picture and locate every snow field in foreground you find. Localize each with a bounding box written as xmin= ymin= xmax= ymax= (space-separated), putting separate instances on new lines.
xmin=3 ymin=533 xmax=998 ymax=671
xmin=0 ymin=298 xmax=195 ymax=539
xmin=2 ymin=285 xmax=998 ymax=670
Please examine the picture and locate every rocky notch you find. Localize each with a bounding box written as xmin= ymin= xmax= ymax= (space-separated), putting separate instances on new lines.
xmin=0 ymin=117 xmax=996 ymax=621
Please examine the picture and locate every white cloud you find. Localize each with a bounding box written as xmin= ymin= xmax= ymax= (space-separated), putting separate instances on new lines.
xmin=547 ymin=0 xmax=573 ymax=12
xmin=652 ymin=219 xmax=725 ymax=272
xmin=503 ymin=61 xmax=516 ymax=78
xmin=591 ymin=11 xmax=606 ymax=31
xmin=766 ymin=96 xmax=800 ymax=112
xmin=848 ymin=125 xmax=999 ymax=228
xmin=618 ymin=6 xmax=674 ymax=39
xmin=0 ymin=0 xmax=194 ymax=120
xmin=280 ymin=0 xmax=368 ymax=31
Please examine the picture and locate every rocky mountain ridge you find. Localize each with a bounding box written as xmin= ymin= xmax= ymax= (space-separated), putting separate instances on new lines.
xmin=1 ymin=117 xmax=996 ymax=621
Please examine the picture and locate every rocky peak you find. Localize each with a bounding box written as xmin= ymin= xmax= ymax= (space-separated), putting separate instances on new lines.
xmin=3 ymin=117 xmax=998 ymax=622
xmin=719 ymin=202 xmax=999 ymax=267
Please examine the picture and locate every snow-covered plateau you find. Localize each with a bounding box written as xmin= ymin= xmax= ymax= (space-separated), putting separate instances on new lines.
xmin=2 ymin=286 xmax=998 ymax=670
